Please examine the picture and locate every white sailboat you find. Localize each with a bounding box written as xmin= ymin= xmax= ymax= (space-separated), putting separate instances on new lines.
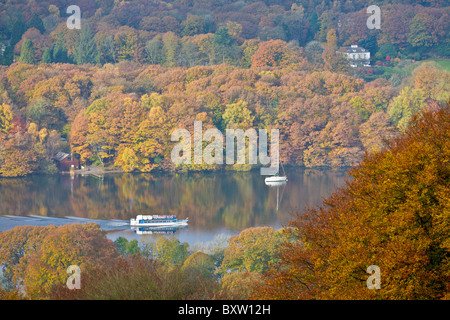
xmin=264 ymin=162 xmax=288 ymax=183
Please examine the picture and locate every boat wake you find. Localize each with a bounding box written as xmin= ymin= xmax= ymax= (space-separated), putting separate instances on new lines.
xmin=0 ymin=215 xmax=130 ymax=232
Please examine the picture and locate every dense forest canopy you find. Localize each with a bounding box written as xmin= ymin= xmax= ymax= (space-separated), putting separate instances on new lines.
xmin=1 ymin=0 xmax=449 ymax=65
xmin=1 ymin=100 xmax=449 ymax=300
xmin=0 ymin=0 xmax=449 ymax=176
xmin=0 ymin=0 xmax=449 ymax=302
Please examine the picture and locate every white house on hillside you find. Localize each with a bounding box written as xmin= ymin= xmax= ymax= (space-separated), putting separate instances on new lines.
xmin=337 ymin=44 xmax=371 ymax=68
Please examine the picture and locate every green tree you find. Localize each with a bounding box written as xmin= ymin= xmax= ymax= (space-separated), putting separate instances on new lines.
xmin=28 ymin=14 xmax=45 ymax=34
xmin=358 ymin=36 xmax=378 ymax=58
xmin=41 ymin=47 xmax=53 ymax=63
xmin=114 ymin=237 xmax=140 ymax=256
xmin=154 ymin=236 xmax=189 ymax=266
xmin=53 ymin=33 xmax=69 ymax=63
xmin=240 ymin=39 xmax=259 ymax=68
xmin=10 ymin=17 xmax=27 ymax=46
xmin=375 ymin=43 xmax=398 ymax=60
xmin=145 ymin=38 xmax=163 ymax=65
xmin=308 ymin=10 xmax=320 ymax=41
xmin=214 ymin=27 xmax=235 ymax=64
xmin=179 ymin=40 xmax=199 ymax=67
xmin=162 ymin=32 xmax=179 ymax=67
xmin=74 ymin=25 xmax=99 ymax=65
xmin=20 ymin=39 xmax=35 ymax=64
xmin=99 ymin=35 xmax=116 ymax=64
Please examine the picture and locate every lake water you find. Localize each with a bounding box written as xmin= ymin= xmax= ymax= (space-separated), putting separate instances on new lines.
xmin=0 ymin=168 xmax=349 ymax=246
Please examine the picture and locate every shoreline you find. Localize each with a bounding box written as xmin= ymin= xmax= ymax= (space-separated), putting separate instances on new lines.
xmin=1 ymin=165 xmax=354 ymax=179
xmin=62 ymin=164 xmax=354 ymax=176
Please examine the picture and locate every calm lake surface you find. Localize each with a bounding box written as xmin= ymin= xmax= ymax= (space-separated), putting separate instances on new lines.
xmin=0 ymin=168 xmax=349 ymax=246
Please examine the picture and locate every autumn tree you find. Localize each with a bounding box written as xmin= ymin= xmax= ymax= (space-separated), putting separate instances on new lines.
xmin=222 ymin=100 xmax=254 ymax=130
xmin=9 ymin=223 xmax=118 ymax=299
xmin=0 ymin=132 xmax=38 ymax=177
xmin=378 ymin=4 xmax=414 ymax=47
xmin=54 ymin=253 xmax=218 ymax=300
xmin=410 ymin=62 xmax=450 ymax=102
xmin=70 ymin=111 xmax=92 ymax=164
xmin=0 ymin=225 xmax=52 ymax=291
xmin=0 ymin=104 xmax=13 ymax=134
xmin=218 ymin=227 xmax=287 ymax=275
xmin=388 ymin=86 xmax=427 ymax=131
xmin=181 ymin=251 xmax=215 ymax=284
xmin=114 ymin=27 xmax=140 ymax=62
xmin=254 ymin=101 xmax=450 ymax=300
xmin=322 ymin=29 xmax=348 ymax=74
xmin=216 ymin=227 xmax=288 ymax=299
xmin=240 ymin=39 xmax=260 ymax=68
xmin=251 ymin=40 xmax=285 ymax=68
xmin=218 ymin=270 xmax=264 ymax=299
xmin=408 ymin=12 xmax=435 ymax=48
xmin=180 ymin=14 xmax=205 ymax=37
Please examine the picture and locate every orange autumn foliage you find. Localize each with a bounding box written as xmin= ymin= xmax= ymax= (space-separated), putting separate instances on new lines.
xmin=0 ymin=223 xmax=119 ymax=299
xmin=254 ymin=100 xmax=450 ymax=300
xmin=251 ymin=39 xmax=304 ymax=69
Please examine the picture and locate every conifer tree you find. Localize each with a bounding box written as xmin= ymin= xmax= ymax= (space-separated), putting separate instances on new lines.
xmin=28 ymin=13 xmax=45 ymax=34
xmin=20 ymin=39 xmax=35 ymax=64
xmin=74 ymin=25 xmax=99 ymax=65
xmin=53 ymin=33 xmax=69 ymax=63
xmin=41 ymin=47 xmax=53 ymax=63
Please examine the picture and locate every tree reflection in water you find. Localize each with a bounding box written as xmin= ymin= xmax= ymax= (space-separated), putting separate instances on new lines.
xmin=0 ymin=168 xmax=348 ymax=232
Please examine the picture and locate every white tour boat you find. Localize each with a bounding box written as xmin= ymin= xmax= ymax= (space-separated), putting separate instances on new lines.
xmin=130 ymin=215 xmax=188 ymax=227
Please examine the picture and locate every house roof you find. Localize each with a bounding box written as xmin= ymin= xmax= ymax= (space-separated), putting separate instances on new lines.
xmin=53 ymin=152 xmax=70 ymax=161
xmin=341 ymin=45 xmax=368 ymax=53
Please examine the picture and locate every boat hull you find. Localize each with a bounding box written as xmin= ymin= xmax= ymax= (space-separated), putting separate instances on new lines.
xmin=265 ymin=176 xmax=288 ymax=183
xmin=130 ymin=220 xmax=188 ymax=227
